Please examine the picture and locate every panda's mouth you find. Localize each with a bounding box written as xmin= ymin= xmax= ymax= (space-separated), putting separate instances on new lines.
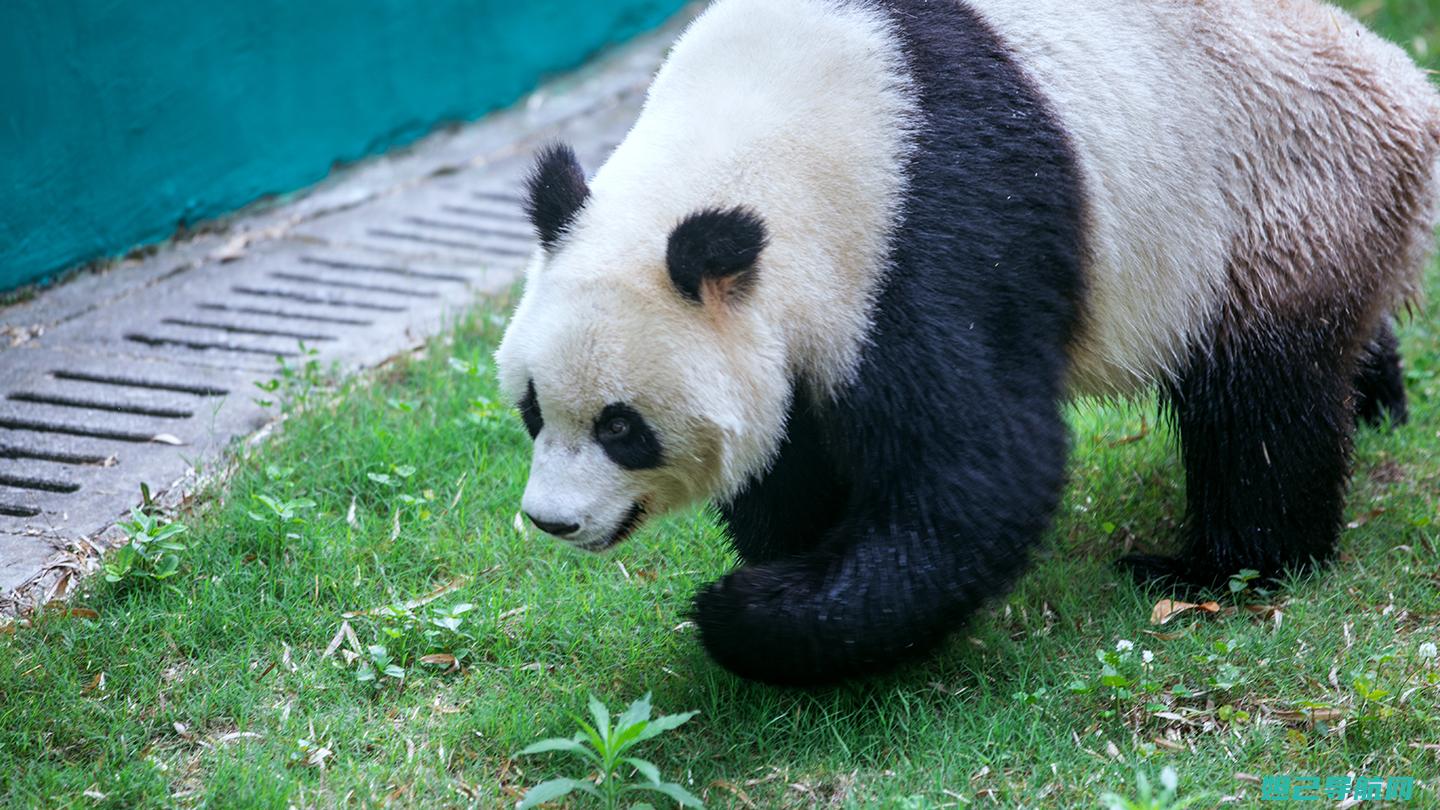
xmin=580 ymin=502 xmax=646 ymax=552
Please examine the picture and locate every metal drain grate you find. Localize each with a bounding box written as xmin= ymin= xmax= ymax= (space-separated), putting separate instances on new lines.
xmin=0 ymin=20 xmax=672 ymax=604
xmin=0 ymin=199 xmax=539 ymax=538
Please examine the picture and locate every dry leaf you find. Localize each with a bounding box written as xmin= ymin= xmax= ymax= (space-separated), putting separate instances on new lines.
xmin=710 ymin=780 xmax=758 ymax=809
xmin=1153 ymin=712 xmax=1198 ymax=726
xmin=82 ymin=672 xmax=106 ymax=694
xmin=48 ymin=573 xmax=73 ymax=602
xmin=419 ymin=653 xmax=458 ymax=670
xmin=1150 ymin=599 xmax=1221 ymax=625
xmin=1235 ymin=773 xmax=1263 ymax=785
xmin=1272 ymin=707 xmax=1344 ymax=724
xmin=305 ymin=745 xmax=332 ymax=769
xmin=342 ymin=576 xmax=470 ymax=618
xmin=1346 ymin=508 xmax=1385 ymax=530
xmin=343 ymin=621 xmax=362 ymax=654
xmin=211 ymin=235 xmax=251 ymax=263
xmin=448 ymin=474 xmax=467 ymax=510
xmin=322 ymin=621 xmax=351 ymax=659
xmin=216 ymin=732 xmax=264 ymax=744
xmin=1244 ymin=604 xmax=1284 ymax=624
xmin=1109 ymin=417 xmax=1151 ymax=447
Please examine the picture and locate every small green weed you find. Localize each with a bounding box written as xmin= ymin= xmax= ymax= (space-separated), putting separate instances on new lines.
xmin=246 ymin=492 xmax=317 ymax=547
xmin=1101 ymin=767 xmax=1209 ymax=810
xmin=517 ymin=694 xmax=702 ymax=810
xmin=103 ymin=505 xmax=188 ymax=585
xmin=254 ymin=343 xmax=331 ymax=413
xmin=356 ymin=644 xmax=406 ymax=686
xmin=363 ymin=600 xmax=477 ymax=674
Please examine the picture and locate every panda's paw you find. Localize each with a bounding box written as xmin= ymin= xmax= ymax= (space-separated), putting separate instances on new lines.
xmin=691 ymin=565 xmax=829 ymax=687
xmin=1116 ymin=553 xmax=1225 ymax=599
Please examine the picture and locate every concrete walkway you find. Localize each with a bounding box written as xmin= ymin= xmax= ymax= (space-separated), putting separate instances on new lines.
xmin=0 ymin=18 xmax=683 ymax=614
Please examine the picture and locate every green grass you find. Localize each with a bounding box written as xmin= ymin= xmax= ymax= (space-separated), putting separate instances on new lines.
xmin=1350 ymin=0 xmax=1440 ymax=68
xmin=4 ymin=4 xmax=1440 ymax=808
xmin=5 ymin=297 xmax=1436 ymax=810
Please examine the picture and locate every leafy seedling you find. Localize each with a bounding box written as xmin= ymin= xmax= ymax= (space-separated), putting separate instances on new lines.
xmin=518 ymin=693 xmax=702 ymax=809
xmin=1101 ymin=767 xmax=1210 ymax=810
xmin=355 ymin=644 xmax=405 ymax=686
xmin=104 ymin=505 xmax=188 ymax=584
xmin=247 ymin=492 xmax=317 ymax=547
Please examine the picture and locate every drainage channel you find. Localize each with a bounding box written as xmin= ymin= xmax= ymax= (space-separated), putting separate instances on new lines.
xmin=0 ymin=23 xmax=669 ymax=607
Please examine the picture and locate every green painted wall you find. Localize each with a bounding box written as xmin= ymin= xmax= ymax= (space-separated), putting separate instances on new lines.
xmin=0 ymin=0 xmax=685 ymax=291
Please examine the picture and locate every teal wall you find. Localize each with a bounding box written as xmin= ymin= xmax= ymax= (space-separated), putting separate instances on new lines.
xmin=0 ymin=0 xmax=686 ymax=291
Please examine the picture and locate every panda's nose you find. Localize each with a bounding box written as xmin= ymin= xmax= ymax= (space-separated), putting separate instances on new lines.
xmin=526 ymin=512 xmax=580 ymax=538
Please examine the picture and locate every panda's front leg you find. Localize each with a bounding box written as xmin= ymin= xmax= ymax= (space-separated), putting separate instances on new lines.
xmin=694 ymin=504 xmax=1040 ymax=685
xmin=717 ymin=397 xmax=848 ymax=566
xmin=695 ymin=417 xmax=1069 ymax=686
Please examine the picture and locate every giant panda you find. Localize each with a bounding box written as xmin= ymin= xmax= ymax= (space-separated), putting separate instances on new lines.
xmin=495 ymin=0 xmax=1440 ymax=685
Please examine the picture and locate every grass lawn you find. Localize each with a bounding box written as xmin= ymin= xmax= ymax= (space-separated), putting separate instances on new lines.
xmin=4 ymin=3 xmax=1440 ymax=808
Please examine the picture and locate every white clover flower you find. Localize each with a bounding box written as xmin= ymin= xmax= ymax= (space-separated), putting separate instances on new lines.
xmin=1142 ymin=650 xmax=1155 ymax=664
xmin=1116 ymin=639 xmax=1134 ymax=652
xmin=1161 ymin=766 xmax=1179 ymax=793
xmin=1420 ymin=641 xmax=1438 ymax=660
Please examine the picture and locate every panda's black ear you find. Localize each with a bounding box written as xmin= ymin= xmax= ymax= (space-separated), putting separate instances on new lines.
xmin=525 ymin=143 xmax=590 ymax=251
xmin=667 ymin=207 xmax=769 ymax=305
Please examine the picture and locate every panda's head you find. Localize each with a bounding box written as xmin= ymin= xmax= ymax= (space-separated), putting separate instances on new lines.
xmin=495 ymin=144 xmax=789 ymax=551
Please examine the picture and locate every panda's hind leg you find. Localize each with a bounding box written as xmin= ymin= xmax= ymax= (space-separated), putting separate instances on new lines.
xmin=1353 ymin=317 xmax=1409 ymax=428
xmin=1120 ymin=317 xmax=1360 ymax=591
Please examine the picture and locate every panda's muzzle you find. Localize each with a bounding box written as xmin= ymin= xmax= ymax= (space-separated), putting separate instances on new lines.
xmin=577 ymin=502 xmax=646 ymax=553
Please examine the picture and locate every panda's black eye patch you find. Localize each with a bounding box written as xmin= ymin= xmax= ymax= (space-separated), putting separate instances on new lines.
xmin=518 ymin=380 xmax=544 ymax=440
xmin=594 ymin=403 xmax=663 ymax=470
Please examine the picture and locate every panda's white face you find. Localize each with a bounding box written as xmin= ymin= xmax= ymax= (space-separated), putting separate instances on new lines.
xmin=496 ymin=259 xmax=775 ymax=551
xmin=495 ymin=141 xmax=791 ymax=551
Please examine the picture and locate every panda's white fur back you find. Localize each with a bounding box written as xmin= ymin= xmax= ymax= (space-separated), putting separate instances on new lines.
xmin=961 ymin=0 xmax=1440 ymax=396
xmin=961 ymin=0 xmax=1241 ymax=395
